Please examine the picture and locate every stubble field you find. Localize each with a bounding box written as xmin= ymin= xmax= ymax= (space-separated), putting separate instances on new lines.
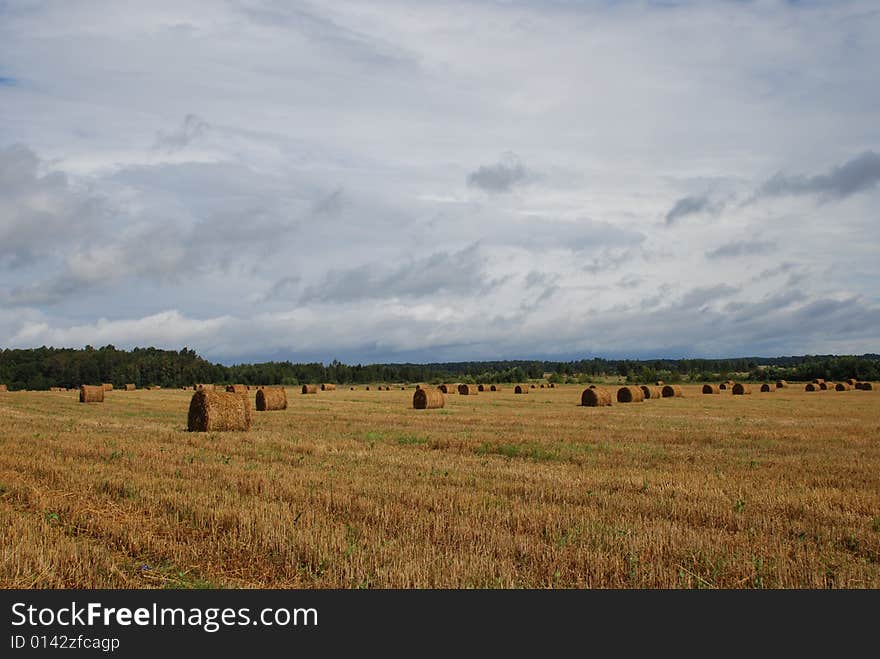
xmin=1 ymin=384 xmax=878 ymax=588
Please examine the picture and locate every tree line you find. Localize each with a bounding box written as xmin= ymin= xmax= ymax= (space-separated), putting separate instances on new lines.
xmin=0 ymin=345 xmax=878 ymax=391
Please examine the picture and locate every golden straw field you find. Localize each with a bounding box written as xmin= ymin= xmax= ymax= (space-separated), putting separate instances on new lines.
xmin=1 ymin=384 xmax=879 ymax=588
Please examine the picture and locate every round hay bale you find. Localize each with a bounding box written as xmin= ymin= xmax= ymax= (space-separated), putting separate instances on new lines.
xmin=845 ymin=378 xmax=858 ymax=387
xmin=805 ymin=383 xmax=819 ymax=391
xmin=549 ymin=383 xmax=555 ymax=388
xmin=834 ymin=382 xmax=853 ymax=391
xmin=350 ymin=386 xmax=357 ymax=390
xmin=187 ymin=390 xmax=250 ymax=432
xmin=719 ymin=383 xmax=728 ymax=390
xmin=196 ymin=384 xmax=215 ymax=392
xmin=79 ymin=385 xmax=104 ymax=403
xmin=478 ymin=384 xmax=488 ymax=392
xmin=124 ymin=383 xmax=136 ymax=391
xmin=819 ymin=382 xmax=830 ymax=390
xmin=812 ymin=379 xmax=825 ymax=385
xmin=301 ymin=384 xmax=318 ymax=394
xmin=365 ymin=386 xmax=371 ymax=391
xmin=413 ymin=388 xmax=445 ymax=409
xmin=732 ymin=383 xmax=751 ymax=395
xmin=655 ymin=380 xmax=665 ymax=386
xmin=702 ymin=384 xmax=720 ymax=394
xmin=321 ymin=383 xmax=336 ymax=391
xmin=400 ymin=386 xmax=406 ymax=391
xmin=661 ymin=385 xmax=683 ymax=398
xmin=776 ymin=380 xmax=787 ymax=388
xmin=256 ymin=387 xmax=287 ymax=411
xmin=639 ymin=385 xmax=662 ymax=399
xmin=438 ymin=384 xmax=454 ymax=394
xmin=530 ymin=384 xmax=536 ymax=389
xmin=226 ymin=384 xmax=248 ymax=394
xmin=540 ymin=384 xmax=545 ymax=388
xmin=514 ymin=384 xmax=529 ymax=394
xmin=0 ymin=384 xmax=8 ymax=392
xmin=760 ymin=383 xmax=772 ymax=392
xmin=582 ymin=387 xmax=612 ymax=406
xmin=856 ymin=382 xmax=873 ymax=390
xmin=490 ymin=384 xmax=502 ymax=391
xmin=617 ymin=386 xmax=645 ymax=403
xmin=458 ymin=384 xmax=478 ymax=395
xmin=101 ymin=383 xmax=113 ymax=392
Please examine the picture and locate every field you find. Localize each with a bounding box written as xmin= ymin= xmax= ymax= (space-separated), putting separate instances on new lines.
xmin=1 ymin=384 xmax=878 ymax=588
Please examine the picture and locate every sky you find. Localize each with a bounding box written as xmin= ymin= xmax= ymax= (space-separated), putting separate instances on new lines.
xmin=1 ymin=0 xmax=879 ymax=365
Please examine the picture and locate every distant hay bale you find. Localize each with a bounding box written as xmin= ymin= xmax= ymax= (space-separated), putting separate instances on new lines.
xmin=805 ymin=383 xmax=819 ymax=391
xmin=702 ymin=384 xmax=720 ymax=394
xmin=530 ymin=384 xmax=536 ymax=389
xmin=617 ymin=386 xmax=645 ymax=403
xmin=549 ymin=383 xmax=555 ymax=388
xmin=187 ymin=390 xmax=250 ymax=432
xmin=514 ymin=384 xmax=529 ymax=394
xmin=101 ymin=383 xmax=113 ymax=392
xmin=655 ymin=380 xmax=664 ymax=386
xmin=256 ymin=387 xmax=287 ymax=411
xmin=301 ymin=385 xmax=318 ymax=394
xmin=760 ymin=383 xmax=772 ymax=392
xmin=845 ymin=378 xmax=858 ymax=387
xmin=582 ymin=387 xmax=612 ymax=407
xmin=819 ymin=382 xmax=830 ymax=390
xmin=540 ymin=384 xmax=545 ymax=388
xmin=365 ymin=386 xmax=370 ymax=391
xmin=321 ymin=383 xmax=337 ymax=391
xmin=776 ymin=380 xmax=787 ymax=388
xmin=79 ymin=385 xmax=104 ymax=403
xmin=490 ymin=384 xmax=502 ymax=391
xmin=732 ymin=383 xmax=751 ymax=395
xmin=661 ymin=385 xmax=683 ymax=398
xmin=458 ymin=384 xmax=478 ymax=395
xmin=196 ymin=384 xmax=215 ymax=391
xmin=639 ymin=385 xmax=663 ymax=399
xmin=124 ymin=383 xmax=135 ymax=391
xmin=413 ymin=388 xmax=445 ymax=409
xmin=438 ymin=384 xmax=455 ymax=394
xmin=0 ymin=384 xmax=8 ymax=392
xmin=226 ymin=384 xmax=248 ymax=393
xmin=588 ymin=384 xmax=597 ymax=389
xmin=350 ymin=386 xmax=357 ymax=390
xmin=856 ymin=382 xmax=873 ymax=390
xmin=812 ymin=379 xmax=825 ymax=385
xmin=834 ymin=382 xmax=853 ymax=391
xmin=478 ymin=384 xmax=488 ymax=392
xmin=719 ymin=383 xmax=728 ymax=390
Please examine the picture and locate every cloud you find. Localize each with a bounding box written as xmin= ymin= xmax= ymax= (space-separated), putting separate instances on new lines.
xmin=757 ymin=151 xmax=880 ymax=201
xmin=466 ymin=152 xmax=530 ymax=193
xmin=664 ymin=195 xmax=717 ymax=225
xmin=706 ymin=240 xmax=776 ymax=260
xmin=154 ymin=114 xmax=210 ymax=152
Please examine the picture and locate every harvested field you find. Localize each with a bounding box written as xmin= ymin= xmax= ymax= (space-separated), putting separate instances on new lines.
xmin=1 ymin=384 xmax=879 ymax=588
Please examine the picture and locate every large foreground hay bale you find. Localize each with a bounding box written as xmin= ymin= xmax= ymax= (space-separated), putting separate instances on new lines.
xmin=776 ymin=380 xmax=787 ymax=388
xmin=187 ymin=390 xmax=250 ymax=432
xmin=256 ymin=387 xmax=288 ymax=411
xmin=661 ymin=385 xmax=683 ymax=398
xmin=321 ymin=383 xmax=336 ymax=391
xmin=458 ymin=384 xmax=478 ymax=395
xmin=490 ymin=384 xmax=502 ymax=391
xmin=856 ymin=382 xmax=873 ymax=390
xmin=413 ymin=389 xmax=445 ymax=409
xmin=617 ymin=386 xmax=645 ymax=403
xmin=79 ymin=385 xmax=104 ymax=403
xmin=639 ymin=385 xmax=662 ymax=399
xmin=301 ymin=384 xmax=318 ymax=394
xmin=226 ymin=384 xmax=248 ymax=393
xmin=732 ymin=383 xmax=751 ymax=395
xmin=124 ymin=383 xmax=135 ymax=391
xmin=582 ymin=387 xmax=612 ymax=407
xmin=834 ymin=382 xmax=853 ymax=391
xmin=514 ymin=384 xmax=529 ymax=394
xmin=702 ymin=384 xmax=720 ymax=394
xmin=760 ymin=383 xmax=773 ymax=392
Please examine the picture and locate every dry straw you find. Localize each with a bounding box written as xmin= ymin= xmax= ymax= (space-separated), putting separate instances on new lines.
xmin=124 ymin=383 xmax=135 ymax=391
xmin=196 ymin=384 xmax=215 ymax=391
xmin=845 ymin=378 xmax=858 ymax=387
xmin=582 ymin=387 xmax=612 ymax=407
xmin=617 ymin=386 xmax=645 ymax=403
xmin=301 ymin=385 xmax=318 ymax=394
xmin=835 ymin=382 xmax=853 ymax=391
xmin=458 ymin=384 xmax=478 ymax=395
xmin=805 ymin=383 xmax=819 ymax=391
xmin=661 ymin=384 xmax=683 ymax=398
xmin=514 ymin=384 xmax=529 ymax=394
xmin=760 ymin=383 xmax=773 ymax=392
xmin=321 ymin=383 xmax=337 ymax=391
xmin=256 ymin=387 xmax=288 ymax=411
xmin=776 ymin=380 xmax=787 ymax=388
xmin=490 ymin=384 xmax=502 ymax=391
xmin=0 ymin=384 xmax=8 ymax=392
xmin=226 ymin=384 xmax=248 ymax=394
xmin=856 ymin=382 xmax=873 ymax=390
xmin=101 ymin=383 xmax=113 ymax=392
xmin=187 ymin=390 xmax=250 ymax=432
xmin=639 ymin=385 xmax=662 ymax=399
xmin=732 ymin=383 xmax=751 ymax=395
xmin=702 ymin=384 xmax=720 ymax=394
xmin=819 ymin=382 xmax=830 ymax=390
xmin=413 ymin=389 xmax=445 ymax=409
xmin=438 ymin=384 xmax=455 ymax=394
xmin=79 ymin=385 xmax=104 ymax=403
xmin=477 ymin=384 xmax=488 ymax=392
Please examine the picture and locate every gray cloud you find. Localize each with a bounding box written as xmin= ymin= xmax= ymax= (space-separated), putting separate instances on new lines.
xmin=706 ymin=239 xmax=776 ymax=260
xmin=679 ymin=284 xmax=739 ymax=310
xmin=757 ymin=151 xmax=880 ymax=201
xmin=154 ymin=114 xmax=210 ymax=152
xmin=466 ymin=152 xmax=530 ymax=193
xmin=664 ymin=195 xmax=714 ymax=225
